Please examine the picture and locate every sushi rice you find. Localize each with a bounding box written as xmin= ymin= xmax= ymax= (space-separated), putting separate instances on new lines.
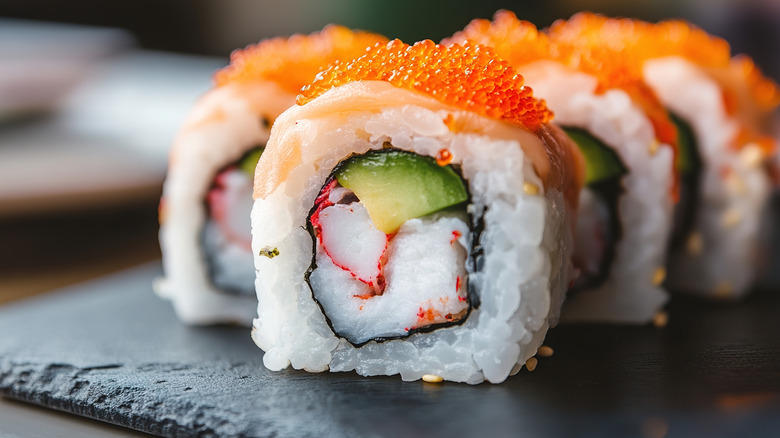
xmin=522 ymin=61 xmax=674 ymax=322
xmin=644 ymin=51 xmax=774 ymax=298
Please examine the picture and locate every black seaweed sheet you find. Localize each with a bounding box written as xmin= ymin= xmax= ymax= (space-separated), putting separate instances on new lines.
xmin=1 ymin=263 xmax=779 ymax=437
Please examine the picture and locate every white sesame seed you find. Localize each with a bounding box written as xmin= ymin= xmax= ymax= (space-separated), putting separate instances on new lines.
xmin=715 ymin=281 xmax=734 ymax=299
xmin=523 ymin=181 xmax=540 ymax=196
xmin=648 ymin=140 xmax=660 ymax=156
xmin=525 ymin=357 xmax=538 ymax=372
xmin=686 ymin=232 xmax=703 ymax=255
xmin=653 ymin=311 xmax=669 ymax=328
xmin=422 ymin=374 xmax=443 ymax=383
xmin=739 ymin=144 xmax=764 ymax=169
xmin=537 ymin=346 xmax=554 ymax=357
xmin=721 ymin=208 xmax=742 ymax=228
xmin=724 ymin=172 xmax=747 ymax=195
xmin=652 ymin=267 xmax=666 ymax=286
xmin=641 ymin=417 xmax=669 ymax=438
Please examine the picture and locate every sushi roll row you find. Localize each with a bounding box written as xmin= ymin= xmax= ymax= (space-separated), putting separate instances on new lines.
xmin=157 ymin=12 xmax=779 ymax=383
xmin=447 ymin=12 xmax=679 ymax=323
xmin=448 ymin=10 xmax=779 ymax=320
xmin=546 ymin=12 xmax=780 ymax=301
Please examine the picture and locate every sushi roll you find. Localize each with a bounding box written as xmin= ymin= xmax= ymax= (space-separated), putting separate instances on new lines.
xmin=156 ymin=26 xmax=387 ymax=325
xmin=548 ymin=13 xmax=780 ymax=299
xmin=250 ymin=40 xmax=585 ymax=383
xmin=447 ymin=11 xmax=679 ymax=323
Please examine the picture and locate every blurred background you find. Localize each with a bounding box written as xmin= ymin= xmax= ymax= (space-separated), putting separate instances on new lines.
xmin=2 ymin=0 xmax=779 ymax=304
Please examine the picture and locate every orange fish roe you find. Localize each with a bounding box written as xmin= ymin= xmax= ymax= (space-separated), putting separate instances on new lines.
xmin=435 ymin=148 xmax=453 ymax=166
xmin=540 ymin=14 xmax=679 ymax=151
xmin=447 ymin=10 xmax=679 ymax=198
xmin=442 ymin=113 xmax=456 ymax=131
xmin=416 ymin=306 xmax=443 ymax=325
xmin=213 ymin=25 xmax=387 ymax=94
xmin=446 ymin=11 xmax=677 ymax=151
xmin=547 ymin=13 xmax=730 ymax=69
xmin=297 ymin=39 xmax=553 ymax=131
xmin=730 ymin=55 xmax=780 ymax=113
xmin=444 ymin=10 xmax=552 ymax=68
xmin=548 ymin=12 xmax=780 ymax=116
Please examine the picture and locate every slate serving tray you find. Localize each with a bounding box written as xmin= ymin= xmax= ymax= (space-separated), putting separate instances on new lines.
xmin=2 ymin=263 xmax=780 ymax=437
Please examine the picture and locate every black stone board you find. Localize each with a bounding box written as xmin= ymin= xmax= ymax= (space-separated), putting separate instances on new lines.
xmin=1 ymin=263 xmax=780 ymax=437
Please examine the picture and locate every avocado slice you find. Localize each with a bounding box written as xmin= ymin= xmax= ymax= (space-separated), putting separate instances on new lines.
xmin=562 ymin=127 xmax=627 ymax=185
xmin=239 ymin=146 xmax=265 ymax=176
xmin=669 ymin=112 xmax=701 ymax=176
xmin=334 ymin=149 xmax=468 ymax=234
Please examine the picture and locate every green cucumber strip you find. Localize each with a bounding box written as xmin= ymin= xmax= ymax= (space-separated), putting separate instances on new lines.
xmin=563 ymin=127 xmax=627 ymax=185
xmin=668 ymin=112 xmax=700 ymax=175
xmin=334 ymin=149 xmax=468 ymax=234
xmin=239 ymin=147 xmax=265 ymax=176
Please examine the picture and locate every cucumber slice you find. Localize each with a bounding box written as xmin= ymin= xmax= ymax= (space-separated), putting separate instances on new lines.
xmin=334 ymin=149 xmax=468 ymax=234
xmin=239 ymin=147 xmax=264 ymax=176
xmin=669 ymin=112 xmax=701 ymax=176
xmin=668 ymin=111 xmax=702 ymax=249
xmin=562 ymin=127 xmax=627 ymax=185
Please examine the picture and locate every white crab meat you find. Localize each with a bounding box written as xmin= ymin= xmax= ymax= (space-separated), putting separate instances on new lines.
xmin=318 ymin=202 xmax=388 ymax=286
xmin=202 ymin=168 xmax=256 ymax=295
xmin=311 ymin=205 xmax=470 ymax=345
xmin=207 ymin=169 xmax=254 ymax=248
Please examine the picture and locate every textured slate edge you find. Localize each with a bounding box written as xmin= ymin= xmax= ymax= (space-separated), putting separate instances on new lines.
xmin=0 ymin=360 xmax=244 ymax=437
xmin=0 ymin=357 xmax=374 ymax=438
xmin=5 ymin=356 xmax=780 ymax=438
xmin=3 ymin=264 xmax=780 ymax=438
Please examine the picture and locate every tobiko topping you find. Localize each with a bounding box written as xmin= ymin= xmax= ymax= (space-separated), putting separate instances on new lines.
xmin=548 ymin=12 xmax=780 ymax=114
xmin=297 ymin=39 xmax=553 ymax=131
xmin=214 ymin=25 xmax=387 ymax=93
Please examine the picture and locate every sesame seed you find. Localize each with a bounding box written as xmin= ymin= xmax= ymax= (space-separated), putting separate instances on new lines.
xmin=648 ymin=140 xmax=660 ymax=156
xmin=739 ymin=144 xmax=764 ymax=169
xmin=158 ymin=202 xmax=167 ymax=225
xmin=653 ymin=311 xmax=669 ymax=328
xmin=721 ymin=208 xmax=742 ymax=228
xmin=715 ymin=281 xmax=734 ymax=299
xmin=422 ymin=374 xmax=443 ymax=383
xmin=652 ymin=267 xmax=666 ymax=286
xmin=641 ymin=417 xmax=669 ymax=438
xmin=525 ymin=357 xmax=538 ymax=372
xmin=259 ymin=247 xmax=280 ymax=258
xmin=724 ymin=172 xmax=747 ymax=195
xmin=686 ymin=232 xmax=703 ymax=256
xmin=523 ymin=181 xmax=540 ymax=196
xmin=537 ymin=346 xmax=554 ymax=357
